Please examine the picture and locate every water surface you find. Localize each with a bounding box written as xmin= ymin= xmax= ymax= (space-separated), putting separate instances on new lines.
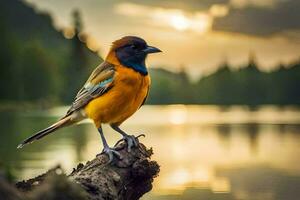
xmin=1 ymin=105 xmax=300 ymax=200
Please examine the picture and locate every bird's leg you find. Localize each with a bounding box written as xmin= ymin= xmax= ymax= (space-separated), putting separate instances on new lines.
xmin=98 ymin=126 xmax=122 ymax=163
xmin=111 ymin=125 xmax=145 ymax=152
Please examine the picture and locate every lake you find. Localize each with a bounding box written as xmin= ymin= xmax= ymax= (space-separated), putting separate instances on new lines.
xmin=1 ymin=105 xmax=300 ymax=200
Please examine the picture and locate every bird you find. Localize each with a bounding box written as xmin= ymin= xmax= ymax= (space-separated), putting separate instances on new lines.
xmin=17 ymin=36 xmax=161 ymax=162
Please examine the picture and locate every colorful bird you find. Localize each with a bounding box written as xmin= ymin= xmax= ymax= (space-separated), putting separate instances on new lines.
xmin=17 ymin=36 xmax=161 ymax=162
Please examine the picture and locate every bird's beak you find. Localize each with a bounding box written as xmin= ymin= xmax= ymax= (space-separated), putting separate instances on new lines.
xmin=143 ymin=46 xmax=162 ymax=54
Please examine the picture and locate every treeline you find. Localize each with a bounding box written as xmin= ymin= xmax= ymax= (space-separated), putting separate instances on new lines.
xmin=147 ymin=59 xmax=300 ymax=105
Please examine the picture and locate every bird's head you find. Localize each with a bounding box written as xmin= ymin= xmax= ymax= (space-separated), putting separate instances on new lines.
xmin=106 ymin=36 xmax=161 ymax=75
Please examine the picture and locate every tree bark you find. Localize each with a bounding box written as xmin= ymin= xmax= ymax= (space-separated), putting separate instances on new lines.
xmin=1 ymin=141 xmax=159 ymax=200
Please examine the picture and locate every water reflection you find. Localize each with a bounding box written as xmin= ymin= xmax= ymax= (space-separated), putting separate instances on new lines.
xmin=0 ymin=105 xmax=300 ymax=200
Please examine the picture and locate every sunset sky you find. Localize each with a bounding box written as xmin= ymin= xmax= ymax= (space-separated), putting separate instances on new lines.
xmin=24 ymin=0 xmax=300 ymax=78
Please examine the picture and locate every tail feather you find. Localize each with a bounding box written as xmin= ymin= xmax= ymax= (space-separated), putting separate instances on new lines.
xmin=17 ymin=115 xmax=73 ymax=149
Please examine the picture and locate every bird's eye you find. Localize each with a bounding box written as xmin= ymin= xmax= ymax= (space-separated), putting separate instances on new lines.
xmin=130 ymin=44 xmax=137 ymax=49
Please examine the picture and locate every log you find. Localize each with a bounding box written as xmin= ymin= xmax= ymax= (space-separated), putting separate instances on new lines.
xmin=1 ymin=140 xmax=159 ymax=200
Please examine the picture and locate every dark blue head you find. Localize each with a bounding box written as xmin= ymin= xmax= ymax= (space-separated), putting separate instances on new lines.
xmin=111 ymin=36 xmax=161 ymax=75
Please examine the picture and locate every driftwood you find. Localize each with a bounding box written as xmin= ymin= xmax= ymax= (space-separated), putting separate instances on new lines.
xmin=0 ymin=141 xmax=159 ymax=200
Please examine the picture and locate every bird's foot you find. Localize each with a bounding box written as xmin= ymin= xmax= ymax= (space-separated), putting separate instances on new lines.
xmin=114 ymin=134 xmax=145 ymax=152
xmin=100 ymin=147 xmax=122 ymax=163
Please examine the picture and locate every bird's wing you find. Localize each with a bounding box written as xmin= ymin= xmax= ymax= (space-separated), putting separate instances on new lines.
xmin=66 ymin=61 xmax=115 ymax=115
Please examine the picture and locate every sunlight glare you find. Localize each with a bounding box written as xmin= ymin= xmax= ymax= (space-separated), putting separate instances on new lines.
xmin=170 ymin=168 xmax=190 ymax=186
xmin=168 ymin=105 xmax=188 ymax=125
xmin=194 ymin=13 xmax=212 ymax=33
xmin=170 ymin=14 xmax=189 ymax=31
xmin=165 ymin=12 xmax=211 ymax=33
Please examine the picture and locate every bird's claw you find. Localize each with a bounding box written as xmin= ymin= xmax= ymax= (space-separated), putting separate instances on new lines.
xmin=101 ymin=147 xmax=122 ymax=163
xmin=114 ymin=134 xmax=145 ymax=152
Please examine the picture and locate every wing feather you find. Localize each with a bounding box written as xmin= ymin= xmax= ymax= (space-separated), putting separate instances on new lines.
xmin=66 ymin=62 xmax=115 ymax=114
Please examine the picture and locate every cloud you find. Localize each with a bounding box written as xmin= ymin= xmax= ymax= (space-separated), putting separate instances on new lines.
xmin=230 ymin=0 xmax=277 ymax=8
xmin=115 ymin=3 xmax=215 ymax=34
xmin=213 ymin=0 xmax=300 ymax=36
xmin=117 ymin=0 xmax=230 ymax=11
xmin=25 ymin=0 xmax=300 ymax=76
xmin=209 ymin=4 xmax=229 ymax=17
xmin=115 ymin=0 xmax=299 ymax=37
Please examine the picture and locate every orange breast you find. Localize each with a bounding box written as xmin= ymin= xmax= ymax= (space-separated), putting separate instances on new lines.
xmin=84 ymin=65 xmax=150 ymax=127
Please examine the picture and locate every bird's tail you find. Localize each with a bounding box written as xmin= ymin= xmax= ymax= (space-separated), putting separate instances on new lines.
xmin=17 ymin=115 xmax=74 ymax=149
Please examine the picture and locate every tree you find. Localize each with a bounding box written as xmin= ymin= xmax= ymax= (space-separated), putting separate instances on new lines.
xmin=61 ymin=10 xmax=101 ymax=103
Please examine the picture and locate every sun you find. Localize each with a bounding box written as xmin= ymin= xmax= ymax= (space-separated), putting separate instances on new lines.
xmin=170 ymin=14 xmax=189 ymax=31
xmin=168 ymin=12 xmax=211 ymax=33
